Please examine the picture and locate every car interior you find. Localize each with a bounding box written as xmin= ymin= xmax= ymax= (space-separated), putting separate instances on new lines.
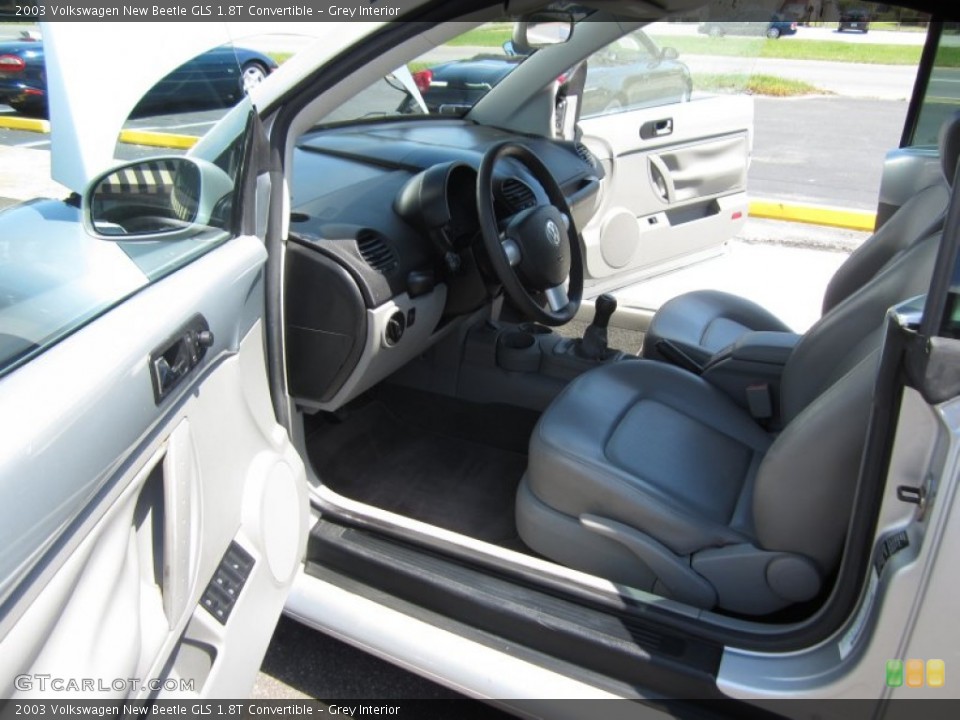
xmin=258 ymin=0 xmax=957 ymax=635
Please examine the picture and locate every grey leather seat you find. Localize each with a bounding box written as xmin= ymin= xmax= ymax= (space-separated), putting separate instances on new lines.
xmin=517 ymin=197 xmax=949 ymax=617
xmin=641 ymin=113 xmax=960 ymax=368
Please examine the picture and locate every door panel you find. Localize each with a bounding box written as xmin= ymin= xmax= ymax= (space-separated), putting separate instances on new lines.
xmin=579 ymin=95 xmax=753 ymax=290
xmin=0 ymin=236 xmax=308 ymax=698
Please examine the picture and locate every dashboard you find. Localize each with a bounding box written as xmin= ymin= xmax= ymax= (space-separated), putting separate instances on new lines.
xmin=283 ymin=118 xmax=602 ymax=411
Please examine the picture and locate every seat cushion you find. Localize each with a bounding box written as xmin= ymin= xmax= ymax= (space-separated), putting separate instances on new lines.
xmin=525 ymin=360 xmax=773 ymax=557
xmin=642 ymin=290 xmax=793 ymax=366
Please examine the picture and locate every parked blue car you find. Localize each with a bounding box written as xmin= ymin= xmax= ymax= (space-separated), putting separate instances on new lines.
xmin=0 ymin=39 xmax=277 ymax=117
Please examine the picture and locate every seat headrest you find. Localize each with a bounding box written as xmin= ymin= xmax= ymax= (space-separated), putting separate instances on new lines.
xmin=939 ymin=111 xmax=960 ymax=186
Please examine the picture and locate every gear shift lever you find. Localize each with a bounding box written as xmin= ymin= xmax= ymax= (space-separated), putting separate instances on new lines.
xmin=576 ymin=293 xmax=617 ymax=360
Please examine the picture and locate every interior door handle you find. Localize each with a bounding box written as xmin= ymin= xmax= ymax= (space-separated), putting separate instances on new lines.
xmin=648 ymin=154 xmax=677 ymax=204
xmin=640 ymin=118 xmax=673 ymax=140
xmin=149 ymin=315 xmax=214 ymax=404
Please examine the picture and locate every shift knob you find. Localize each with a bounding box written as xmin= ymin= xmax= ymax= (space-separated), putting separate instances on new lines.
xmin=592 ymin=294 xmax=617 ymax=329
xmin=576 ymin=294 xmax=617 ymax=360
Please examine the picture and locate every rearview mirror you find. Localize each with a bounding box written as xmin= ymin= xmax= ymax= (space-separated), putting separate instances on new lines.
xmin=85 ymin=157 xmax=233 ymax=238
xmin=512 ymin=11 xmax=574 ymax=54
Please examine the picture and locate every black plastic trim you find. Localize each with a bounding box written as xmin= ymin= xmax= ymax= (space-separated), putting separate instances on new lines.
xmin=148 ymin=315 xmax=211 ymax=405
xmin=304 ymin=565 xmax=652 ymax=701
xmin=284 ymin=244 xmax=368 ymax=405
xmin=900 ymin=20 xmax=943 ymax=149
xmin=307 ymin=519 xmax=725 ymax=700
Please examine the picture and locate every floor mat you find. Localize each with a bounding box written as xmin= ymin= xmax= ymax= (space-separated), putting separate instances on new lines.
xmin=306 ymin=386 xmax=540 ymax=548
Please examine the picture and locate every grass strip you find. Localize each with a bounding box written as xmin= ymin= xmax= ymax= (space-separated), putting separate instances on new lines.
xmin=694 ymin=73 xmax=827 ymax=96
xmin=643 ymin=35 xmax=952 ymax=66
xmin=446 ymin=25 xmax=513 ymax=47
xmin=448 ymin=26 xmax=956 ymax=67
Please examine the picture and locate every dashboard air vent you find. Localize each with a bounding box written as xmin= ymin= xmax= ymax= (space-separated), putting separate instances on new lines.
xmin=500 ymin=178 xmax=536 ymax=212
xmin=576 ymin=142 xmax=598 ymax=169
xmin=356 ymin=230 xmax=398 ymax=274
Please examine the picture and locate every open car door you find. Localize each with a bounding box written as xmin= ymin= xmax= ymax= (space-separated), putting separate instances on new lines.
xmin=0 ymin=22 xmax=308 ymax=699
xmin=575 ymin=27 xmax=753 ymax=294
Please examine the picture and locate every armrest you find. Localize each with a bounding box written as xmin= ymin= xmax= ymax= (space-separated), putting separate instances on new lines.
xmin=729 ymin=331 xmax=802 ymax=366
xmin=702 ymin=332 xmax=802 ymax=426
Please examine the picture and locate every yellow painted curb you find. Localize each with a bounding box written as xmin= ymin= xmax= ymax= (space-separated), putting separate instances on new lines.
xmin=117 ymin=130 xmax=198 ymax=149
xmin=750 ymin=200 xmax=876 ymax=232
xmin=0 ymin=116 xmax=50 ymax=133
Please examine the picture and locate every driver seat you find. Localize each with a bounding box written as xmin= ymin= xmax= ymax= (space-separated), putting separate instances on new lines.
xmin=516 ymin=204 xmax=948 ymax=617
xmin=641 ymin=112 xmax=960 ymax=368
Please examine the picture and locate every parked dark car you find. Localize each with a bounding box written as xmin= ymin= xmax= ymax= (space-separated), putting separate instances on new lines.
xmin=0 ymin=40 xmax=277 ymax=118
xmin=699 ymin=14 xmax=799 ymax=39
xmin=411 ymin=29 xmax=690 ymax=116
xmin=838 ymin=9 xmax=871 ymax=33
xmin=411 ymin=53 xmax=525 ymax=114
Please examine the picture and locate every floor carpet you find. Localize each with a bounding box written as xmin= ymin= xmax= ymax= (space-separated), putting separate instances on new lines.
xmin=306 ymin=385 xmax=541 ymax=550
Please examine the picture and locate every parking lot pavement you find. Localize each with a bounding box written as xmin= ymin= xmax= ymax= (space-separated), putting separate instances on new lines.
xmin=751 ymin=96 xmax=907 ymax=210
xmin=252 ymin=617 xmax=466 ymax=701
xmin=0 ymin=145 xmax=69 ymax=203
xmin=614 ymin=218 xmax=866 ymax=331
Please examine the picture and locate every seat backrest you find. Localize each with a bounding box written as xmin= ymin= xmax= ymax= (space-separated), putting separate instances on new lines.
xmin=747 ymin=114 xmax=960 ymax=576
xmin=821 ymin=112 xmax=960 ymax=315
xmin=752 ymin=230 xmax=941 ymax=572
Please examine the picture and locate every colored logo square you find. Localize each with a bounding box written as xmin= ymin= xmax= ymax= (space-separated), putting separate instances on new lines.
xmin=886 ymin=659 xmax=903 ymax=687
xmin=906 ymin=659 xmax=925 ymax=688
xmin=927 ymin=659 xmax=945 ymax=688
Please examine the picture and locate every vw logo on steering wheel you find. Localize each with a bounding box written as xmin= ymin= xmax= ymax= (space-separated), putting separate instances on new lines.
xmin=545 ymin=219 xmax=562 ymax=247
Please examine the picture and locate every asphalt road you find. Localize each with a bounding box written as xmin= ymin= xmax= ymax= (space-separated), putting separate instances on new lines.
xmin=252 ymin=617 xmax=472 ymax=702
xmin=750 ymin=95 xmax=908 ymax=209
xmin=685 ymin=53 xmax=918 ymax=99
xmin=649 ymin=21 xmax=928 ymax=46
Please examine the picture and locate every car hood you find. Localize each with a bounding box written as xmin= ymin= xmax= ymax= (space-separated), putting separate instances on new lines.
xmin=40 ymin=5 xmax=430 ymax=193
xmin=431 ymin=55 xmax=523 ymax=82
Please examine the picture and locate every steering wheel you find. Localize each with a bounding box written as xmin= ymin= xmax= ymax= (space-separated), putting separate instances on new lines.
xmin=477 ymin=141 xmax=584 ymax=326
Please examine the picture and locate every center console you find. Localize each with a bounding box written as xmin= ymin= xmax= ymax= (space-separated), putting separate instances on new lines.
xmin=457 ymin=295 xmax=635 ymax=411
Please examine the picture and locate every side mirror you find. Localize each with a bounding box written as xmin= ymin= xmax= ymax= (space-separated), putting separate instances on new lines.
xmin=84 ymin=157 xmax=233 ymax=239
xmin=512 ymin=11 xmax=574 ymax=54
xmin=661 ymin=47 xmax=680 ymax=61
